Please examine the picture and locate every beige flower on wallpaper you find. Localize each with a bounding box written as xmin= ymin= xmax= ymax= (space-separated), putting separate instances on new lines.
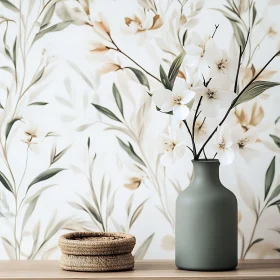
xmin=20 ymin=120 xmax=46 ymax=152
xmin=123 ymin=8 xmax=163 ymax=44
xmin=240 ymin=65 xmax=277 ymax=90
xmin=233 ymin=101 xmax=265 ymax=131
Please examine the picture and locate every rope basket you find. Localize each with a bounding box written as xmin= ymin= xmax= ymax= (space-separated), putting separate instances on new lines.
xmin=59 ymin=232 xmax=136 ymax=272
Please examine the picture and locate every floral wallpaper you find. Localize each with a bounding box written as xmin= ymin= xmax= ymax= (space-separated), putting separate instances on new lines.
xmin=0 ymin=0 xmax=280 ymax=260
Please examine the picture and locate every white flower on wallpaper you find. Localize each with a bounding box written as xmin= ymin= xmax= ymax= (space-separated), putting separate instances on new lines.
xmin=0 ymin=0 xmax=280 ymax=261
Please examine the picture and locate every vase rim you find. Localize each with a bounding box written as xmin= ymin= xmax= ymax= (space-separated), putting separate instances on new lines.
xmin=192 ymin=159 xmax=219 ymax=163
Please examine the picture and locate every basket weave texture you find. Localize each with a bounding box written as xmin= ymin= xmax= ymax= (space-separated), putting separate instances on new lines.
xmin=58 ymin=232 xmax=136 ymax=272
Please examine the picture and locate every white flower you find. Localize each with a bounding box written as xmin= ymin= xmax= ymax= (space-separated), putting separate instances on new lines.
xmin=184 ymin=32 xmax=214 ymax=69
xmin=213 ymin=124 xmax=234 ymax=165
xmin=21 ymin=121 xmax=45 ymax=152
xmin=159 ymin=126 xmax=187 ymax=166
xmin=194 ymin=76 xmax=236 ymax=118
xmin=206 ymin=45 xmax=236 ymax=80
xmin=231 ymin=124 xmax=258 ymax=162
xmin=152 ymin=78 xmax=196 ymax=120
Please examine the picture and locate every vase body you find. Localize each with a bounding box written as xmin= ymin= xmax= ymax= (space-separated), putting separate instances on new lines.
xmin=175 ymin=160 xmax=238 ymax=271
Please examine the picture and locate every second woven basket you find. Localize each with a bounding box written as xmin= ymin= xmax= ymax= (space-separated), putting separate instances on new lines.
xmin=59 ymin=232 xmax=136 ymax=272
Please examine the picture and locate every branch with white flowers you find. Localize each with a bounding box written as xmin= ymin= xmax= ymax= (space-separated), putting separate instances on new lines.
xmin=150 ymin=27 xmax=280 ymax=166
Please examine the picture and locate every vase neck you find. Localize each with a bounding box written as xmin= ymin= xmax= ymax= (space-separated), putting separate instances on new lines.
xmin=191 ymin=160 xmax=221 ymax=187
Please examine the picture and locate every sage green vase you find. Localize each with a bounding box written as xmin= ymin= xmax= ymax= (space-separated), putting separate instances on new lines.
xmin=175 ymin=160 xmax=238 ymax=271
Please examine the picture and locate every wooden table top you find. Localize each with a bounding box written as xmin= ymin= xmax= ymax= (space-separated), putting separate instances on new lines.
xmin=0 ymin=260 xmax=279 ymax=280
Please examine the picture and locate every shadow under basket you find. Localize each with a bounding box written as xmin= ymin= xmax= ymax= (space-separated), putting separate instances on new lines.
xmin=59 ymin=232 xmax=136 ymax=272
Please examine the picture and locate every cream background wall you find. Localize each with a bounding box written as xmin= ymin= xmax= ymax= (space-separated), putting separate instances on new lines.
xmin=0 ymin=0 xmax=280 ymax=260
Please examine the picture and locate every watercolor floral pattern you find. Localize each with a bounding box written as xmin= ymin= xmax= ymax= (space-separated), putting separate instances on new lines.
xmin=0 ymin=0 xmax=280 ymax=260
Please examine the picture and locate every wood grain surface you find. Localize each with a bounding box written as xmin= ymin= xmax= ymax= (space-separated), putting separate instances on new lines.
xmin=0 ymin=260 xmax=279 ymax=280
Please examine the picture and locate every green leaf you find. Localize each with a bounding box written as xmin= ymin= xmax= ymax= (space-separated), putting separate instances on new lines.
xmin=33 ymin=20 xmax=73 ymax=43
xmin=0 ymin=66 xmax=14 ymax=75
xmin=265 ymin=157 xmax=275 ymax=200
xmin=129 ymin=199 xmax=148 ymax=228
xmin=5 ymin=118 xmax=21 ymax=139
xmin=0 ymin=0 xmax=19 ymax=12
xmin=270 ymin=135 xmax=280 ymax=149
xmin=87 ymin=137 xmax=91 ymax=150
xmin=12 ymin=38 xmax=17 ymax=67
xmin=268 ymin=199 xmax=280 ymax=208
xmin=159 ymin=65 xmax=172 ymax=90
xmin=275 ymin=116 xmax=280 ymax=124
xmin=267 ymin=185 xmax=280 ymax=205
xmin=234 ymin=81 xmax=280 ymax=107
xmin=134 ymin=233 xmax=154 ymax=259
xmin=212 ymin=8 xmax=239 ymax=23
xmin=229 ymin=20 xmax=245 ymax=49
xmin=112 ymin=83 xmax=124 ymax=117
xmin=30 ymin=68 xmax=45 ymax=87
xmin=66 ymin=60 xmax=93 ymax=88
xmin=252 ymin=4 xmax=257 ymax=26
xmin=126 ymin=67 xmax=150 ymax=90
xmin=91 ymin=103 xmax=121 ymax=122
xmin=22 ymin=195 xmax=40 ymax=230
xmin=0 ymin=171 xmax=13 ymax=193
xmin=26 ymin=168 xmax=64 ymax=194
xmin=247 ymin=238 xmax=264 ymax=251
xmin=117 ymin=137 xmax=146 ymax=167
xmin=28 ymin=102 xmax=48 ymax=106
xmin=0 ymin=103 xmax=3 ymax=109
xmin=168 ymin=50 xmax=186 ymax=88
xmin=40 ymin=3 xmax=56 ymax=29
xmin=52 ymin=146 xmax=70 ymax=164
xmin=3 ymin=22 xmax=12 ymax=61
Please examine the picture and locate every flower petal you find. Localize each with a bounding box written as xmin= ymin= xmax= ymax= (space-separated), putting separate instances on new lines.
xmin=181 ymin=90 xmax=196 ymax=104
xmin=160 ymin=152 xmax=175 ymax=166
xmin=201 ymin=98 xmax=220 ymax=117
xmin=173 ymin=104 xmax=190 ymax=120
xmin=152 ymin=89 xmax=174 ymax=110
xmin=173 ymin=144 xmax=187 ymax=160
xmin=218 ymin=148 xmax=234 ymax=165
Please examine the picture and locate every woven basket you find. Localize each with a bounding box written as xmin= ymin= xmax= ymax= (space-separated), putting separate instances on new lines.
xmin=59 ymin=232 xmax=136 ymax=272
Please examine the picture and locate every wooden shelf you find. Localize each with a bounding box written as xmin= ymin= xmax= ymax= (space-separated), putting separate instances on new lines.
xmin=0 ymin=260 xmax=279 ymax=280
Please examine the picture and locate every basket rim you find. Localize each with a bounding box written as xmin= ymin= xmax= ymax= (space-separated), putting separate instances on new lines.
xmin=59 ymin=232 xmax=136 ymax=247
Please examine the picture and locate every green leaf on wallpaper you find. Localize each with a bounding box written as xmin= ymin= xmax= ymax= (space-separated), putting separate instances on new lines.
xmin=247 ymin=238 xmax=264 ymax=251
xmin=212 ymin=8 xmax=239 ymax=23
xmin=0 ymin=103 xmax=3 ymax=109
xmin=68 ymin=197 xmax=102 ymax=225
xmin=268 ymin=199 xmax=280 ymax=208
xmin=267 ymin=185 xmax=280 ymax=205
xmin=0 ymin=171 xmax=13 ymax=193
xmin=168 ymin=50 xmax=186 ymax=88
xmin=270 ymin=135 xmax=280 ymax=148
xmin=126 ymin=67 xmax=150 ymax=90
xmin=22 ymin=195 xmax=40 ymax=230
xmin=275 ymin=117 xmax=280 ymax=124
xmin=40 ymin=3 xmax=56 ymax=29
xmin=234 ymin=81 xmax=280 ymax=107
xmin=3 ymin=23 xmax=12 ymax=61
xmin=229 ymin=20 xmax=245 ymax=50
xmin=264 ymin=156 xmax=275 ymax=200
xmin=159 ymin=65 xmax=172 ymax=90
xmin=0 ymin=66 xmax=14 ymax=75
xmin=0 ymin=0 xmax=19 ymax=12
xmin=5 ymin=117 xmax=21 ymax=139
xmin=51 ymin=146 xmax=70 ymax=164
xmin=28 ymin=102 xmax=48 ymax=106
xmin=33 ymin=20 xmax=74 ymax=43
xmin=112 ymin=83 xmax=124 ymax=117
xmin=134 ymin=233 xmax=155 ymax=259
xmin=252 ymin=4 xmax=257 ymax=25
xmin=12 ymin=38 xmax=17 ymax=67
xmin=117 ymin=137 xmax=146 ymax=167
xmin=26 ymin=168 xmax=65 ymax=194
xmin=129 ymin=198 xmax=149 ymax=229
xmin=91 ymin=103 xmax=122 ymax=122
